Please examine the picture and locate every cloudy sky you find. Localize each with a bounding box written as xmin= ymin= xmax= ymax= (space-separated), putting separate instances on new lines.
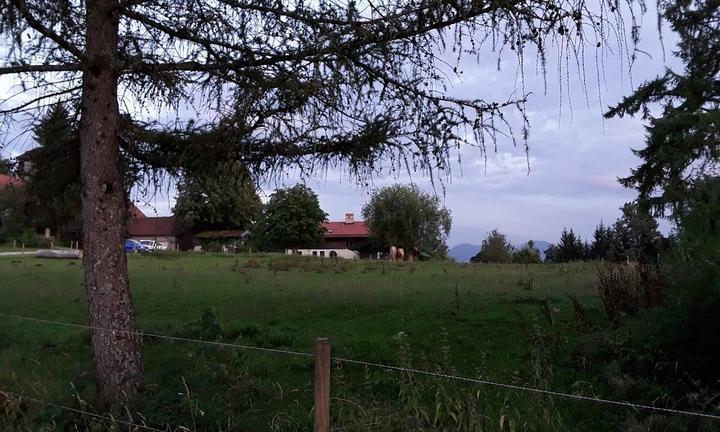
xmin=279 ymin=9 xmax=678 ymax=246
xmin=1 ymin=6 xmax=678 ymax=247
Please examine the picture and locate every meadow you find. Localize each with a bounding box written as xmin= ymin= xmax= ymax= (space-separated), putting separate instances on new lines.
xmin=0 ymin=254 xmax=664 ymax=431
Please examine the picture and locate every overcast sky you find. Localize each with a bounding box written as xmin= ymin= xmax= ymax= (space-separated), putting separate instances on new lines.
xmin=1 ymin=6 xmax=678 ymax=247
xmin=280 ymin=9 xmax=678 ymax=246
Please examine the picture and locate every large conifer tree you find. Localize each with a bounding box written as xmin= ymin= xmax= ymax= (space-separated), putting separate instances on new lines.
xmin=0 ymin=0 xmax=639 ymax=402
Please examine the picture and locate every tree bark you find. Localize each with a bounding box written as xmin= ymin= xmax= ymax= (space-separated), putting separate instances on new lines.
xmin=79 ymin=0 xmax=144 ymax=403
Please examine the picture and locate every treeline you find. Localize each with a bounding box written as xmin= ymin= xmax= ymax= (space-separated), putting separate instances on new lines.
xmin=471 ymin=201 xmax=665 ymax=264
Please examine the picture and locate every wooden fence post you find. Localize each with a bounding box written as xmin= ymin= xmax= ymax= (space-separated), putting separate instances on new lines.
xmin=314 ymin=337 xmax=331 ymax=432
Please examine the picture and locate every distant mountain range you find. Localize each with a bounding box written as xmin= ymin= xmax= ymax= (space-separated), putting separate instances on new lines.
xmin=448 ymin=240 xmax=552 ymax=263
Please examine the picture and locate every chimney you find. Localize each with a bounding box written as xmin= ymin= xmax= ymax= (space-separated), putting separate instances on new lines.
xmin=344 ymin=213 xmax=355 ymax=224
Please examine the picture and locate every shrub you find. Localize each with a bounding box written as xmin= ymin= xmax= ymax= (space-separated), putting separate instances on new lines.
xmin=596 ymin=264 xmax=665 ymax=326
xmin=13 ymin=228 xmax=51 ymax=248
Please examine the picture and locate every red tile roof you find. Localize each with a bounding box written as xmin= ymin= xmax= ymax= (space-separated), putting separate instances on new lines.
xmin=129 ymin=204 xmax=147 ymax=219
xmin=0 ymin=174 xmax=23 ymax=188
xmin=128 ymin=216 xmax=178 ymax=237
xmin=322 ymin=221 xmax=370 ymax=238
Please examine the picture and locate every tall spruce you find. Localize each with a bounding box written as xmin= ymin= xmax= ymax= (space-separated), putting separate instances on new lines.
xmin=590 ymin=221 xmax=613 ymax=260
xmin=25 ymin=104 xmax=82 ymax=240
xmin=606 ymin=0 xmax=720 ymax=216
xmin=0 ymin=0 xmax=640 ymax=402
xmin=613 ymin=201 xmax=663 ymax=263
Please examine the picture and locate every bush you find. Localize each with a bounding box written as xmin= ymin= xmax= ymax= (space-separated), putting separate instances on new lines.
xmin=11 ymin=228 xmax=51 ymax=248
xmin=596 ymin=264 xmax=665 ymax=326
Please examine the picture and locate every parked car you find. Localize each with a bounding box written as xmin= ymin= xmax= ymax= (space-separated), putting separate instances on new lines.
xmin=139 ymin=240 xmax=166 ymax=251
xmin=124 ymin=239 xmax=149 ymax=253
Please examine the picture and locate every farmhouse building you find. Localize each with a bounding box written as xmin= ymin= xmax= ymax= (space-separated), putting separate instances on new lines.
xmin=127 ymin=206 xmax=182 ymax=250
xmin=286 ymin=213 xmax=373 ymax=259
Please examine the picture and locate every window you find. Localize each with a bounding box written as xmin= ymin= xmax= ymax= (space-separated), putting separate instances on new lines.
xmin=312 ymin=251 xmax=318 ymax=256
xmin=320 ymin=251 xmax=325 ymax=257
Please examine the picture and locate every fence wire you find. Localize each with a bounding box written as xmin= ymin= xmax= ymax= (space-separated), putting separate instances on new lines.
xmin=1 ymin=312 xmax=719 ymax=422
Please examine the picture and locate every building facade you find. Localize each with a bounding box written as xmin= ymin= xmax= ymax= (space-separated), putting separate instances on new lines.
xmin=286 ymin=213 xmax=375 ymax=259
xmin=127 ymin=207 xmax=181 ymax=250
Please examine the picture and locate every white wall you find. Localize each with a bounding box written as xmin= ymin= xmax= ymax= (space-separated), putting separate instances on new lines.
xmin=285 ymin=248 xmax=360 ymax=260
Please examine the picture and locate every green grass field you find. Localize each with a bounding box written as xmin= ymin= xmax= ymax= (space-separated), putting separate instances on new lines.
xmin=0 ymin=254 xmax=636 ymax=431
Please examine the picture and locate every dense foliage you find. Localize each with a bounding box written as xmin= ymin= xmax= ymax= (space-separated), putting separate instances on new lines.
xmin=0 ymin=184 xmax=29 ymax=241
xmin=256 ymin=184 xmax=327 ymax=250
xmin=581 ymin=2 xmax=720 ymax=425
xmin=362 ymin=184 xmax=451 ymax=257
xmin=173 ymin=162 xmax=262 ymax=232
xmin=589 ymin=202 xmax=665 ymax=263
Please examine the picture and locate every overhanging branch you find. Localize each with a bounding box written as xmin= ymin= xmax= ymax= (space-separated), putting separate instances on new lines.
xmin=10 ymin=0 xmax=87 ymax=61
xmin=0 ymin=64 xmax=82 ymax=76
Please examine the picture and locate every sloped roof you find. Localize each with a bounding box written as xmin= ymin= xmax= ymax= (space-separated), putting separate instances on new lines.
xmin=0 ymin=174 xmax=24 ymax=188
xmin=129 ymin=204 xmax=147 ymax=219
xmin=322 ymin=221 xmax=370 ymax=238
xmin=128 ymin=216 xmax=178 ymax=237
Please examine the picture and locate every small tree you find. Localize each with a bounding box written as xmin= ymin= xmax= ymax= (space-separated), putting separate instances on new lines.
xmin=513 ymin=240 xmax=542 ymax=264
xmin=471 ymin=229 xmax=513 ymax=263
xmin=613 ymin=201 xmax=664 ymax=264
xmin=173 ymin=162 xmax=261 ymax=233
xmin=257 ymin=184 xmax=327 ymax=251
xmin=548 ymin=228 xmax=587 ymax=263
xmin=590 ymin=222 xmax=613 ymax=260
xmin=362 ymin=184 xmax=452 ymax=258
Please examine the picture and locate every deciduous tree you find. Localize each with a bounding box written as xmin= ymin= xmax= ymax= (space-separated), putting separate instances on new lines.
xmin=256 ymin=184 xmax=327 ymax=251
xmin=362 ymin=184 xmax=451 ymax=257
xmin=173 ymin=162 xmax=261 ymax=232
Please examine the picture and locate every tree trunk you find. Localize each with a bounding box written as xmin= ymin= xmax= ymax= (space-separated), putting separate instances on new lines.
xmin=79 ymin=0 xmax=144 ymax=403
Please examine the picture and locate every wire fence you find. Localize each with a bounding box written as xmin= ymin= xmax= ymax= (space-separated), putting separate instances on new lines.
xmin=1 ymin=311 xmax=719 ymax=428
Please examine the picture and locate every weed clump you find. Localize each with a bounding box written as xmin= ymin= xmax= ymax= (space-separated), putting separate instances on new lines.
xmin=596 ymin=264 xmax=665 ymax=326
